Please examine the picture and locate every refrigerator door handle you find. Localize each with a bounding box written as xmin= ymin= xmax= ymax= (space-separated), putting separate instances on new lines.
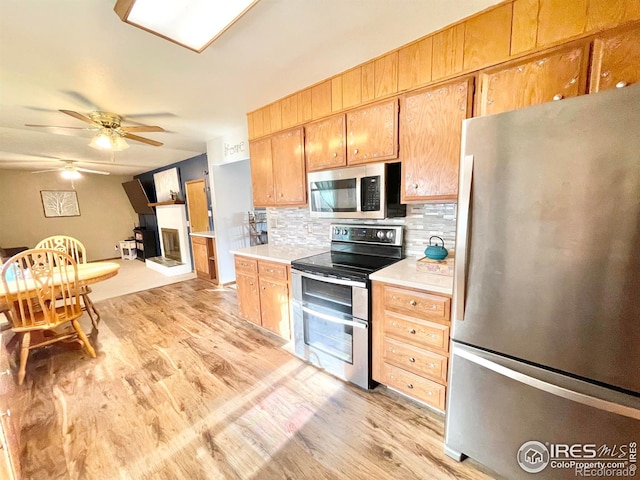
xmin=455 ymin=347 xmax=640 ymax=421
xmin=454 ymin=154 xmax=474 ymax=322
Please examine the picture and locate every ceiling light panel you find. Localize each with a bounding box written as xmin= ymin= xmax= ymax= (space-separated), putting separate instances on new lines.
xmin=117 ymin=0 xmax=259 ymax=52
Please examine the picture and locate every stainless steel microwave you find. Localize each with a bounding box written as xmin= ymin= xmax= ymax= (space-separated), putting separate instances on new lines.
xmin=308 ymin=162 xmax=406 ymax=219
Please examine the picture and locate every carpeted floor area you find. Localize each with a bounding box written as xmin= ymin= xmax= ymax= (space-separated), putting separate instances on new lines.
xmin=89 ymin=258 xmax=197 ymax=302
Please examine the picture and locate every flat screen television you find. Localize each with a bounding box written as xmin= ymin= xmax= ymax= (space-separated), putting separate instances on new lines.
xmin=122 ymin=179 xmax=155 ymax=215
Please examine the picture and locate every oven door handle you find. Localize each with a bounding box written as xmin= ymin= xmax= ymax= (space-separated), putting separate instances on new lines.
xmin=300 ymin=305 xmax=368 ymax=330
xmin=291 ymin=269 xmax=367 ymax=288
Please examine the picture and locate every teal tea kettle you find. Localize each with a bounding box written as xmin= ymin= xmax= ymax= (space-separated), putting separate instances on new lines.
xmin=424 ymin=236 xmax=448 ymax=260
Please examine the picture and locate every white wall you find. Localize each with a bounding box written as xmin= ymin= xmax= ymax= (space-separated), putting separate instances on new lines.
xmin=207 ymin=137 xmax=253 ymax=284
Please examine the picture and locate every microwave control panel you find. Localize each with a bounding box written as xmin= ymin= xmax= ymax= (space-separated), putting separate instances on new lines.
xmin=361 ymin=175 xmax=381 ymax=212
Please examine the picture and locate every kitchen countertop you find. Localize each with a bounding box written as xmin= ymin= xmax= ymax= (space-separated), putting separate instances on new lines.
xmin=370 ymin=256 xmax=454 ymax=295
xmin=190 ymin=231 xmax=216 ymax=238
xmin=230 ymin=244 xmax=327 ymax=264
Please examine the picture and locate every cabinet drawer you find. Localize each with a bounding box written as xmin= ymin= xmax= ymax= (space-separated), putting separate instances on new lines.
xmin=383 ymin=337 xmax=448 ymax=384
xmin=382 ymin=362 xmax=446 ymax=410
xmin=258 ymin=260 xmax=288 ymax=281
xmin=235 ymin=256 xmax=258 ymax=274
xmin=383 ymin=285 xmax=450 ymax=321
xmin=192 ymin=235 xmax=207 ymax=245
xmin=383 ymin=311 xmax=450 ymax=353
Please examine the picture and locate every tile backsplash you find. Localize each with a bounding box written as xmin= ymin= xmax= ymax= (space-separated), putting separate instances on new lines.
xmin=266 ymin=203 xmax=457 ymax=258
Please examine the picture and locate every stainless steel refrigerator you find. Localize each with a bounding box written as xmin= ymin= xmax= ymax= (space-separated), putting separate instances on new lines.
xmin=445 ymin=84 xmax=640 ymax=479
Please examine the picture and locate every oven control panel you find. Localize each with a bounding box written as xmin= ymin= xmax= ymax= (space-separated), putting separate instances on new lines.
xmin=330 ymin=224 xmax=403 ymax=246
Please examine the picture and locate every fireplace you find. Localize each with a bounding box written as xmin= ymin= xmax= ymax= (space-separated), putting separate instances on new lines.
xmin=161 ymin=228 xmax=181 ymax=261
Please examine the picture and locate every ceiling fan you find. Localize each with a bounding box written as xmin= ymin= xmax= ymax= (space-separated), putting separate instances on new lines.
xmin=32 ymin=160 xmax=110 ymax=178
xmin=26 ymin=110 xmax=165 ymax=150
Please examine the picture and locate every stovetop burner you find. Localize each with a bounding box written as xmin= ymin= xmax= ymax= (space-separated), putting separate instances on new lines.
xmin=291 ymin=224 xmax=404 ymax=282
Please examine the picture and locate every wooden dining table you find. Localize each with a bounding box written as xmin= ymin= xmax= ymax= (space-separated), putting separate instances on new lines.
xmin=0 ymin=261 xmax=120 ymax=310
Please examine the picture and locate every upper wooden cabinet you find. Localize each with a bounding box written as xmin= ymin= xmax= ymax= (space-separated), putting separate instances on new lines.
xmin=478 ymin=44 xmax=588 ymax=116
xmin=589 ymin=26 xmax=640 ymax=92
xmin=250 ymin=126 xmax=306 ymax=207
xmin=401 ymin=78 xmax=473 ymax=202
xmin=249 ymin=137 xmax=275 ymax=206
xmin=305 ymin=114 xmax=347 ymax=172
xmin=271 ymin=127 xmax=306 ymax=205
xmin=346 ymin=98 xmax=399 ymax=165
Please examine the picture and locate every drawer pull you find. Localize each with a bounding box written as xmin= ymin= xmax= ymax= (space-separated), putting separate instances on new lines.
xmin=261 ymin=286 xmax=266 ymax=290
xmin=267 ymin=269 xmax=275 ymax=273
xmin=616 ymin=81 xmax=628 ymax=89
xmin=428 ymin=333 xmax=437 ymax=338
xmin=409 ymin=357 xmax=415 ymax=363
xmin=407 ymin=383 xmax=414 ymax=389
xmin=354 ymin=149 xmax=359 ymax=154
xmin=333 ymin=152 xmax=338 ymax=157
xmin=409 ymin=328 xmax=416 ymax=335
xmin=431 ymin=305 xmax=437 ymax=310
xmin=428 ymin=363 xmax=437 ymax=368
xmin=392 ymin=295 xmax=398 ymax=300
xmin=409 ymin=300 xmax=417 ymax=306
xmin=427 ymin=391 xmax=434 ymax=396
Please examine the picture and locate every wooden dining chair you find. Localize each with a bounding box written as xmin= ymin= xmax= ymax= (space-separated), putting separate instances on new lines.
xmin=35 ymin=235 xmax=101 ymax=330
xmin=1 ymin=249 xmax=96 ymax=385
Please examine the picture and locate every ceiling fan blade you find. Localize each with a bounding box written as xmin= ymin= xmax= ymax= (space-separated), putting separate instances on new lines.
xmin=120 ymin=125 xmax=165 ymax=133
xmin=122 ymin=132 xmax=163 ymax=147
xmin=76 ymin=167 xmax=110 ymax=175
xmin=25 ymin=124 xmax=96 ymax=130
xmin=59 ymin=109 xmax=100 ymax=126
xmin=31 ymin=169 xmax=61 ymax=174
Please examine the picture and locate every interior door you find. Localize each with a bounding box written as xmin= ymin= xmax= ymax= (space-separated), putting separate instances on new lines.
xmin=185 ymin=179 xmax=210 ymax=233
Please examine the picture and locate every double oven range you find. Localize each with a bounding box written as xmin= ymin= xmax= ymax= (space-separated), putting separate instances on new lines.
xmin=291 ymin=224 xmax=403 ymax=389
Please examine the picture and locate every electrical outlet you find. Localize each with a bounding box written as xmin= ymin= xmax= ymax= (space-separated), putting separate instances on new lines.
xmin=114 ymin=244 xmax=119 ymax=250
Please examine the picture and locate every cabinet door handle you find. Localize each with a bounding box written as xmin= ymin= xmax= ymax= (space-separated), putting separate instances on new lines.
xmin=407 ymin=383 xmax=414 ymax=389
xmin=261 ymin=286 xmax=266 ymax=290
xmin=409 ymin=328 xmax=416 ymax=335
xmin=553 ymin=94 xmax=564 ymax=101
xmin=354 ymin=149 xmax=359 ymax=154
xmin=616 ymin=81 xmax=628 ymax=88
xmin=279 ymin=193 xmax=283 ymax=197
xmin=409 ymin=357 xmax=415 ymax=363
xmin=333 ymin=152 xmax=337 ymax=157
xmin=409 ymin=300 xmax=417 ymax=306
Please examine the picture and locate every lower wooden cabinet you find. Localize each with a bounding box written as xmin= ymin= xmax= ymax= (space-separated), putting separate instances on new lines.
xmin=191 ymin=235 xmax=218 ymax=283
xmin=234 ymin=255 xmax=291 ymax=339
xmin=372 ymin=281 xmax=452 ymax=412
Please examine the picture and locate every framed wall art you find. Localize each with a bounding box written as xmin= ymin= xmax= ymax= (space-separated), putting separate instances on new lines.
xmin=40 ymin=190 xmax=80 ymax=218
xmin=153 ymin=167 xmax=181 ymax=202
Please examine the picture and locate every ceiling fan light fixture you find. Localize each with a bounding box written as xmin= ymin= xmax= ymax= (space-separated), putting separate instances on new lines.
xmin=89 ymin=132 xmax=130 ymax=151
xmin=114 ymin=0 xmax=259 ymax=53
xmin=61 ymin=169 xmax=81 ymax=180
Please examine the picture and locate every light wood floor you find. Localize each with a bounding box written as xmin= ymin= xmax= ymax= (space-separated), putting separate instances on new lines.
xmin=5 ymin=279 xmax=498 ymax=479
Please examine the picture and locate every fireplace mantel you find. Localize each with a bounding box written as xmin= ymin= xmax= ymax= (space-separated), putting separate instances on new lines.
xmin=148 ymin=200 xmax=185 ymax=207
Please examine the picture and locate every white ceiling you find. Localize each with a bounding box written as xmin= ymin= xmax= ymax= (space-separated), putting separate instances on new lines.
xmin=0 ymin=0 xmax=499 ymax=176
